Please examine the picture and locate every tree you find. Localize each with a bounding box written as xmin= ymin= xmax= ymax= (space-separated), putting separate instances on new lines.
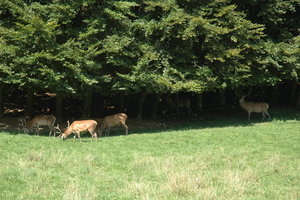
xmin=0 ymin=0 xmax=107 ymax=117
xmin=1 ymin=0 xmax=299 ymax=119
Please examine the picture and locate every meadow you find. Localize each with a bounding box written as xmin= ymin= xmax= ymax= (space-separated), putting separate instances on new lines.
xmin=0 ymin=107 xmax=300 ymax=200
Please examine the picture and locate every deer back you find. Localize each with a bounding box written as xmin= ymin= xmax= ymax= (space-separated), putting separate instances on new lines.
xmin=105 ymin=113 xmax=127 ymax=127
xmin=166 ymin=97 xmax=190 ymax=108
xmin=240 ymin=99 xmax=269 ymax=113
xmin=26 ymin=115 xmax=56 ymax=129
xmin=98 ymin=113 xmax=127 ymax=131
xmin=64 ymin=120 xmax=97 ymax=137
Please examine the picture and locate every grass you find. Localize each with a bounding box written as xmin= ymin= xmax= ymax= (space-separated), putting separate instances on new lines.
xmin=0 ymin=107 xmax=300 ymax=199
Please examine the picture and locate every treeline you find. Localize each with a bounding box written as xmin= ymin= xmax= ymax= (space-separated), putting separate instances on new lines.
xmin=0 ymin=0 xmax=299 ymax=120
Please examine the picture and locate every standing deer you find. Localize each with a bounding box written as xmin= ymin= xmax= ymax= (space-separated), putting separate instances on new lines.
xmin=19 ymin=115 xmax=60 ymax=137
xmin=97 ymin=113 xmax=128 ymax=136
xmin=166 ymin=95 xmax=193 ymax=116
xmin=235 ymin=88 xmax=270 ymax=122
xmin=61 ymin=120 xmax=98 ymax=142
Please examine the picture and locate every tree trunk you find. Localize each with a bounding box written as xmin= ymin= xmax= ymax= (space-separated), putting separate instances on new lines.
xmin=270 ymin=85 xmax=279 ymax=105
xmin=176 ymin=93 xmax=180 ymax=117
xmin=259 ymin=85 xmax=268 ymax=101
xmin=25 ymin=88 xmax=34 ymax=118
xmin=195 ymin=93 xmax=203 ymax=114
xmin=150 ymin=92 xmax=162 ymax=119
xmin=0 ymin=83 xmax=4 ymax=118
xmin=55 ymin=94 xmax=64 ymax=124
xmin=137 ymin=88 xmax=147 ymax=120
xmin=120 ymin=91 xmax=125 ymax=112
xmin=219 ymin=89 xmax=226 ymax=107
xmin=290 ymin=80 xmax=297 ymax=104
xmin=81 ymin=92 xmax=93 ymax=119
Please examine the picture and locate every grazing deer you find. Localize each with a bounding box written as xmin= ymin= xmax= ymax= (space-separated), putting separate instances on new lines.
xmin=235 ymin=88 xmax=270 ymax=122
xmin=166 ymin=95 xmax=193 ymax=116
xmin=61 ymin=120 xmax=98 ymax=142
xmin=19 ymin=115 xmax=60 ymax=137
xmin=97 ymin=113 xmax=128 ymax=136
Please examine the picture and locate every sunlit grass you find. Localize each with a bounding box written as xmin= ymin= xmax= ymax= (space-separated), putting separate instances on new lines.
xmin=0 ymin=107 xmax=300 ymax=199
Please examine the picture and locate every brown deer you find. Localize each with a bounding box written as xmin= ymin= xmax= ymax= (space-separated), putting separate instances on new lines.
xmin=19 ymin=115 xmax=60 ymax=137
xmin=235 ymin=88 xmax=270 ymax=122
xmin=97 ymin=113 xmax=128 ymax=136
xmin=166 ymin=95 xmax=193 ymax=116
xmin=61 ymin=120 xmax=98 ymax=142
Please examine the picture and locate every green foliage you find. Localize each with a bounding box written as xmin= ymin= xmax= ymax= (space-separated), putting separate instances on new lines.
xmin=0 ymin=0 xmax=299 ymax=96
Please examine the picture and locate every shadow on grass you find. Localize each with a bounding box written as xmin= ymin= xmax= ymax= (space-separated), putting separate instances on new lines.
xmin=128 ymin=106 xmax=300 ymax=135
xmin=2 ymin=106 xmax=300 ymax=137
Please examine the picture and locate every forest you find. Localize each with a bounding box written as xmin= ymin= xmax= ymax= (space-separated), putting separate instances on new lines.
xmin=0 ymin=0 xmax=300 ymax=121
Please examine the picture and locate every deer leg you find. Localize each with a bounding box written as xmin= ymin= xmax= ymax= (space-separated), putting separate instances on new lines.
xmin=90 ymin=130 xmax=97 ymax=142
xmin=73 ymin=131 xmax=77 ymax=142
xmin=74 ymin=131 xmax=81 ymax=142
xmin=93 ymin=132 xmax=98 ymax=142
xmin=78 ymin=132 xmax=81 ymax=142
xmin=265 ymin=111 xmax=271 ymax=119
xmin=248 ymin=112 xmax=251 ymax=122
xmin=48 ymin=125 xmax=53 ymax=137
xmin=261 ymin=112 xmax=266 ymax=122
xmin=98 ymin=130 xmax=102 ymax=137
xmin=36 ymin=124 xmax=40 ymax=135
xmin=121 ymin=122 xmax=128 ymax=135
xmin=106 ymin=127 xmax=111 ymax=136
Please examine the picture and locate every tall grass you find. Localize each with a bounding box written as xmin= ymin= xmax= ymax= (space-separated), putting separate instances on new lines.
xmin=0 ymin=107 xmax=300 ymax=199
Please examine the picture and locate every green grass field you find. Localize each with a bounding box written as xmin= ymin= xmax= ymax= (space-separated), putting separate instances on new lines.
xmin=1 ymin=107 xmax=300 ymax=199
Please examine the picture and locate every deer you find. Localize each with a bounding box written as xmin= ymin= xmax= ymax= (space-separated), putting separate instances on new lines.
xmin=166 ymin=95 xmax=193 ymax=116
xmin=61 ymin=120 xmax=98 ymax=142
xmin=97 ymin=113 xmax=128 ymax=136
xmin=19 ymin=115 xmax=60 ymax=137
xmin=235 ymin=87 xmax=270 ymax=122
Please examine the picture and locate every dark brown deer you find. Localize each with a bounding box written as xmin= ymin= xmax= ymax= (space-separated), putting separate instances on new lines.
xmin=166 ymin=95 xmax=193 ymax=116
xmin=97 ymin=113 xmax=128 ymax=136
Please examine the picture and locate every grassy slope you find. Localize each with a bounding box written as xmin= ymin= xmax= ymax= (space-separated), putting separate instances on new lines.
xmin=0 ymin=107 xmax=299 ymax=200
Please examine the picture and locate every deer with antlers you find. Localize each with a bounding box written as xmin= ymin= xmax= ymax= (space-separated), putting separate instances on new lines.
xmin=235 ymin=87 xmax=270 ymax=122
xmin=97 ymin=113 xmax=128 ymax=136
xmin=61 ymin=120 xmax=98 ymax=142
xmin=19 ymin=115 xmax=60 ymax=136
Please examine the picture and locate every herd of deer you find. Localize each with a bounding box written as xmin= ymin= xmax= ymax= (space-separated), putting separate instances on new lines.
xmin=18 ymin=88 xmax=271 ymax=141
xmin=19 ymin=113 xmax=128 ymax=142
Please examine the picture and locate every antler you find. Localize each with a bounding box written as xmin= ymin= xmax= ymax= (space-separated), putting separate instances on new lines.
xmin=67 ymin=120 xmax=70 ymax=129
xmin=235 ymin=86 xmax=252 ymax=97
xmin=55 ymin=124 xmax=61 ymax=133
xmin=234 ymin=87 xmax=243 ymax=97
xmin=243 ymin=86 xmax=252 ymax=97
xmin=54 ymin=124 xmax=62 ymax=137
xmin=18 ymin=116 xmax=27 ymax=130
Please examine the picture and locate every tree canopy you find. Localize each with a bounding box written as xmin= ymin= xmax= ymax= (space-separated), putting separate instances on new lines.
xmin=1 ymin=0 xmax=299 ymax=98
